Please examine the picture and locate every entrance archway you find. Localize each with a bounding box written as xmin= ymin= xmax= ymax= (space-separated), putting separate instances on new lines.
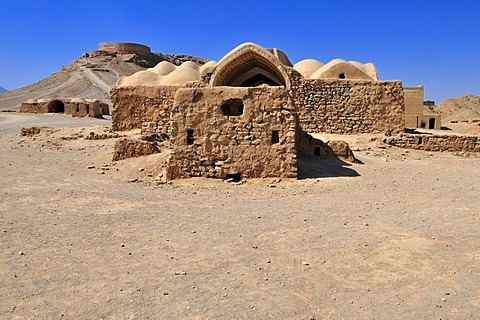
xmin=48 ymin=100 xmax=65 ymax=113
xmin=429 ymin=117 xmax=436 ymax=129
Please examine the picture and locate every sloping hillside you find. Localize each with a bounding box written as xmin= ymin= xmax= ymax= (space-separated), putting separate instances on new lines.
xmin=0 ymin=87 xmax=7 ymax=93
xmin=437 ymin=94 xmax=480 ymax=134
xmin=0 ymin=50 xmax=207 ymax=111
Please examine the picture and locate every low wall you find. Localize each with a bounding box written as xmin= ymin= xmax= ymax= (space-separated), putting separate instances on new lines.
xmin=385 ymin=133 xmax=479 ymax=152
xmin=292 ymin=79 xmax=405 ymax=134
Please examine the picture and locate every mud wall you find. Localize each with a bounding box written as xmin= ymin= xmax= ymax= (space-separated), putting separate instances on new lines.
xmin=291 ymin=78 xmax=405 ymax=134
xmin=111 ymin=86 xmax=179 ymax=132
xmin=166 ymin=86 xmax=298 ymax=179
xmin=385 ymin=133 xmax=479 ymax=152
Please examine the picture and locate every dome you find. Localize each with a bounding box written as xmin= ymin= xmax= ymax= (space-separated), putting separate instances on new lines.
xmin=200 ymin=61 xmax=217 ymax=75
xmin=150 ymin=61 xmax=177 ymax=76
xmin=310 ymin=59 xmax=375 ymax=81
xmin=160 ymin=66 xmax=201 ymax=85
xmin=293 ymin=59 xmax=324 ymax=78
xmin=117 ymin=70 xmax=162 ymax=87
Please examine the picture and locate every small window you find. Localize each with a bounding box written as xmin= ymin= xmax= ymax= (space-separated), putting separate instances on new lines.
xmin=314 ymin=146 xmax=321 ymax=156
xmin=417 ymin=137 xmax=423 ymax=144
xmin=420 ymin=122 xmax=426 ymax=129
xmin=221 ymin=99 xmax=244 ymax=116
xmin=187 ymin=130 xmax=194 ymax=145
xmin=225 ymin=173 xmax=241 ymax=182
xmin=339 ymin=73 xmax=345 ymax=79
xmin=271 ymin=130 xmax=279 ymax=144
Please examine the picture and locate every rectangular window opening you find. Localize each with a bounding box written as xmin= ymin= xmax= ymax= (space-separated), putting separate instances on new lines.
xmin=225 ymin=173 xmax=241 ymax=182
xmin=187 ymin=129 xmax=194 ymax=145
xmin=271 ymin=130 xmax=279 ymax=144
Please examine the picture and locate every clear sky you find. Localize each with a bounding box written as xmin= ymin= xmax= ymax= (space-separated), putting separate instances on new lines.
xmin=0 ymin=0 xmax=479 ymax=103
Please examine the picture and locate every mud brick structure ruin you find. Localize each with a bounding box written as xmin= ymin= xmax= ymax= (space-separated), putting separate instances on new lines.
xmin=111 ymin=42 xmax=412 ymax=180
xmin=20 ymin=98 xmax=109 ymax=118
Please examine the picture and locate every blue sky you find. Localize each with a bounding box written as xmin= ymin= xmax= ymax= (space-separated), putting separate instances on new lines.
xmin=0 ymin=0 xmax=478 ymax=102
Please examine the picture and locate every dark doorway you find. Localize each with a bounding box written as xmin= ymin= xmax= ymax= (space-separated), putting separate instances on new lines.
xmin=429 ymin=118 xmax=436 ymax=129
xmin=48 ymin=100 xmax=64 ymax=113
xmin=271 ymin=130 xmax=279 ymax=144
xmin=187 ymin=130 xmax=194 ymax=145
xmin=225 ymin=173 xmax=241 ymax=182
xmin=339 ymin=73 xmax=345 ymax=79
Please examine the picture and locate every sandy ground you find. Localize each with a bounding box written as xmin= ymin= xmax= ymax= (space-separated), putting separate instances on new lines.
xmin=1 ymin=113 xmax=479 ymax=319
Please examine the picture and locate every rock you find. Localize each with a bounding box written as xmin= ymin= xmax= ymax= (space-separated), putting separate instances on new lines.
xmin=128 ymin=178 xmax=138 ymax=183
xmin=18 ymin=251 xmax=24 ymax=255
xmin=301 ymin=260 xmax=309 ymax=266
xmin=87 ymin=165 xmax=95 ymax=169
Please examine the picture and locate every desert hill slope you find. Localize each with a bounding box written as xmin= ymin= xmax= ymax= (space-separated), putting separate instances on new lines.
xmin=436 ymin=94 xmax=480 ymax=134
xmin=0 ymin=49 xmax=207 ymax=111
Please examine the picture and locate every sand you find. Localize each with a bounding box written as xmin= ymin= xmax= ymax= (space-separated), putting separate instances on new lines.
xmin=0 ymin=112 xmax=479 ymax=319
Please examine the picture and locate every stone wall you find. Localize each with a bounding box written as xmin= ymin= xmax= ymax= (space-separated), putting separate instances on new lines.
xmin=111 ymin=86 xmax=179 ymax=132
xmin=166 ymin=86 xmax=298 ymax=179
xmin=384 ymin=133 xmax=479 ymax=152
xmin=98 ymin=42 xmax=151 ymax=55
xmin=291 ymin=78 xmax=404 ymax=134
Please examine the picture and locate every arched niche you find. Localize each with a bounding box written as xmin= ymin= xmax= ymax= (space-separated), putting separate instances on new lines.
xmin=210 ymin=43 xmax=291 ymax=89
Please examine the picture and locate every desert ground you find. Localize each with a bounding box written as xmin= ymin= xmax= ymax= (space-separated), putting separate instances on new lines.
xmin=1 ymin=112 xmax=479 ymax=319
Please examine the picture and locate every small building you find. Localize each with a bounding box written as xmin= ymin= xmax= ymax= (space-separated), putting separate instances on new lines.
xmin=20 ymin=98 xmax=109 ymax=118
xmin=404 ymin=86 xmax=441 ymax=130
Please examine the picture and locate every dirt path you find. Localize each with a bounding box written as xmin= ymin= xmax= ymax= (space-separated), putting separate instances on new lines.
xmin=0 ymin=114 xmax=479 ymax=319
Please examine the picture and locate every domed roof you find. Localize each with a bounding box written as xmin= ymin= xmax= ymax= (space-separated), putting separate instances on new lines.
xmin=293 ymin=59 xmax=325 ymax=78
xmin=117 ymin=61 xmax=202 ymax=87
xmin=117 ymin=70 xmax=162 ymax=87
xmin=309 ymin=59 xmax=376 ymax=81
xmin=200 ymin=61 xmax=217 ymax=75
xmin=160 ymin=66 xmax=201 ymax=85
xmin=150 ymin=61 xmax=177 ymax=75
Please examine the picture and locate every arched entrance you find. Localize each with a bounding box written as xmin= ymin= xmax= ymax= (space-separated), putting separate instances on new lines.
xmin=210 ymin=43 xmax=291 ymax=88
xmin=429 ymin=117 xmax=436 ymax=129
xmin=48 ymin=100 xmax=65 ymax=113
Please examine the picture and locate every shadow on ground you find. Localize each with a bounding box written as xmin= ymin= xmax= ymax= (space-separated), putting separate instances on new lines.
xmin=297 ymin=157 xmax=360 ymax=179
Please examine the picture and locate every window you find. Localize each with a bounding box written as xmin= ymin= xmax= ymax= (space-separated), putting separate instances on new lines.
xmin=225 ymin=173 xmax=241 ymax=182
xmin=187 ymin=130 xmax=194 ymax=145
xmin=271 ymin=130 xmax=279 ymax=144
xmin=339 ymin=73 xmax=345 ymax=79
xmin=220 ymin=99 xmax=244 ymax=116
xmin=417 ymin=137 xmax=423 ymax=144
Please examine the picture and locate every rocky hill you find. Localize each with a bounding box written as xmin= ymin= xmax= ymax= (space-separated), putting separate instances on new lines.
xmin=0 ymin=87 xmax=7 ymax=93
xmin=0 ymin=47 xmax=208 ymax=111
xmin=436 ymin=94 xmax=480 ymax=134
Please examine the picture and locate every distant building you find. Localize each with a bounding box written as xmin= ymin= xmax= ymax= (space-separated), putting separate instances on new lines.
xmin=404 ymin=86 xmax=441 ymax=129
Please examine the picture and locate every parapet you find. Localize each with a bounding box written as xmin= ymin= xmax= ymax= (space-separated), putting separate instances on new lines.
xmin=97 ymin=42 xmax=151 ymax=55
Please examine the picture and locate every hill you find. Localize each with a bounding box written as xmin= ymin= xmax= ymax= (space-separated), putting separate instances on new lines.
xmin=436 ymin=94 xmax=480 ymax=134
xmin=0 ymin=86 xmax=7 ymax=93
xmin=0 ymin=46 xmax=207 ymax=111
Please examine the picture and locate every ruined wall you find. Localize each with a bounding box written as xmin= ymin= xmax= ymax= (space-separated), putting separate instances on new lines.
xmin=166 ymin=86 xmax=298 ymax=179
xmin=20 ymin=99 xmax=103 ymax=118
xmin=385 ymin=133 xmax=479 ymax=152
xmin=111 ymin=86 xmax=179 ymax=132
xmin=291 ymin=78 xmax=404 ymax=134
xmin=98 ymin=42 xmax=151 ymax=55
